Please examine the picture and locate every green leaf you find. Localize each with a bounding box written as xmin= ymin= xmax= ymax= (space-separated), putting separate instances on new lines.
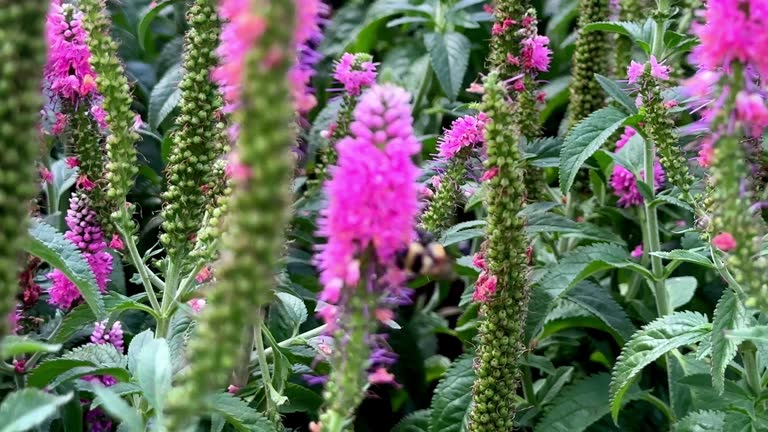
xmin=667 ymin=276 xmax=698 ymax=310
xmin=675 ymin=410 xmax=726 ymax=432
xmin=88 ymin=384 xmax=144 ymax=432
xmin=563 ymin=281 xmax=636 ymax=342
xmin=127 ymin=329 xmax=154 ymax=376
xmin=651 ymin=194 xmax=695 ymax=213
xmin=525 ymin=213 xmax=625 ymax=245
xmin=439 ymin=220 xmax=486 ymax=246
xmin=27 ymin=359 xmax=93 ymax=388
xmin=610 ymin=312 xmax=711 ymax=422
xmin=536 ymin=374 xmax=644 ymax=432
xmin=424 ymin=31 xmax=471 ymax=100
xmin=582 ymin=20 xmax=653 ymax=50
xmin=148 ymin=62 xmax=182 ymax=129
xmin=535 ymin=366 xmax=574 ymax=406
xmin=428 ymin=353 xmax=475 ymax=432
xmin=652 ymin=250 xmax=714 ymax=269
xmin=0 ymin=389 xmax=72 ymax=432
xmin=0 ymin=336 xmax=61 ymax=359
xmin=271 ymin=292 xmax=308 ymax=340
xmin=135 ymin=338 xmax=172 ymax=418
xmin=27 ymin=220 xmax=105 ymax=319
xmin=137 ymin=0 xmax=181 ymax=51
xmin=393 ymin=409 xmax=430 ymax=432
xmin=279 ymin=383 xmax=322 ymax=414
xmin=725 ymin=325 xmax=768 ymax=343
xmin=594 ymin=74 xmax=637 ymax=114
xmin=560 ymin=106 xmax=632 ymax=194
xmin=62 ymin=343 xmax=127 ymax=369
xmin=206 ymin=393 xmax=277 ymax=432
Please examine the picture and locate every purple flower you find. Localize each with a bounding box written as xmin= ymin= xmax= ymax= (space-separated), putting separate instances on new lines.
xmin=609 ymin=128 xmax=666 ymax=207
xmin=437 ymin=113 xmax=489 ymax=159
xmin=91 ymin=320 xmax=124 ymax=353
xmin=333 ymin=53 xmax=377 ymax=96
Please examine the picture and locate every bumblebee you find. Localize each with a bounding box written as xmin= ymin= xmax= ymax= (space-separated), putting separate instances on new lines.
xmin=395 ymin=230 xmax=451 ymax=277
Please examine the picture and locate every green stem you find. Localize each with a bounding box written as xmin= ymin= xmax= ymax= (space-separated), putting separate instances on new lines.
xmin=522 ymin=362 xmax=536 ymax=406
xmin=640 ymin=393 xmax=675 ymax=423
xmin=643 ymin=137 xmax=669 ymax=317
xmin=117 ymin=221 xmax=161 ymax=314
xmin=254 ymin=312 xmax=276 ymax=421
xmin=741 ymin=342 xmax=762 ymax=397
xmin=257 ymin=324 xmax=329 ymax=360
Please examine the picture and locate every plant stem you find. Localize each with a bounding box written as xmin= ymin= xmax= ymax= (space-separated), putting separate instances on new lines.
xmin=117 ymin=222 xmax=161 ymax=314
xmin=252 ymin=324 xmax=328 ymax=362
xmin=643 ymin=139 xmax=670 ymax=317
xmin=522 ymin=362 xmax=536 ymax=406
xmin=254 ymin=311 xmax=276 ymax=421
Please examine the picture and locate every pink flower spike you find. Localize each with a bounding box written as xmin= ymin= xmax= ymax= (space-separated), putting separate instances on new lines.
xmin=319 ymin=278 xmax=343 ymax=304
xmin=52 ymin=113 xmax=68 ymax=135
xmin=520 ymin=35 xmax=552 ymax=73
xmin=472 ymin=272 xmax=498 ymax=303
xmin=368 ymin=368 xmax=396 ymax=385
xmin=472 ymin=253 xmax=487 ymax=271
xmin=627 ymin=60 xmax=645 ymax=84
xmin=109 ymin=234 xmax=124 ymax=250
xmin=712 ymin=232 xmax=737 ymax=251
xmin=40 ymin=167 xmax=53 ymax=184
xmin=631 ymin=245 xmax=644 ymax=258
xmin=65 ymin=157 xmax=80 ymax=169
xmin=698 ymin=138 xmax=714 ymax=168
xmin=649 ymin=56 xmax=670 ymax=80
xmin=437 ymin=113 xmax=489 ymax=159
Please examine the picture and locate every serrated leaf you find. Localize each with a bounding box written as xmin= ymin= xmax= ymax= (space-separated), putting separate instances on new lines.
xmin=560 ymin=106 xmax=632 ymax=193
xmin=667 ymin=276 xmax=698 ymax=310
xmin=135 ymin=338 xmax=171 ymax=418
xmin=525 ymin=213 xmax=625 ymax=245
xmin=610 ymin=312 xmax=711 ymax=422
xmin=725 ymin=326 xmax=768 ymax=343
xmin=675 ymin=410 xmax=726 ymax=432
xmin=424 ymin=31 xmax=470 ymax=100
xmin=652 ymin=194 xmax=695 ymax=213
xmin=652 ymin=250 xmax=714 ymax=269
xmin=594 ymin=74 xmax=637 ymax=114
xmin=271 ymin=292 xmax=308 ymax=340
xmin=439 ymin=220 xmax=486 ymax=246
xmin=279 ymin=383 xmax=322 ymax=414
xmin=62 ymin=343 xmax=127 ymax=369
xmin=393 ymin=410 xmax=430 ymax=432
xmin=27 ymin=220 xmax=105 ymax=319
xmin=536 ymin=366 xmax=574 ymax=406
xmin=582 ymin=20 xmax=651 ymax=45
xmin=48 ymin=304 xmax=96 ymax=344
xmin=0 ymin=336 xmax=61 ymax=359
xmin=536 ymin=374 xmax=643 ymax=432
xmin=0 ymin=389 xmax=72 ymax=432
xmin=428 ymin=353 xmax=475 ymax=432
xmin=563 ymin=281 xmax=636 ymax=342
xmin=88 ymin=384 xmax=144 ymax=432
xmin=206 ymin=393 xmax=277 ymax=432
xmin=148 ymin=62 xmax=182 ymax=129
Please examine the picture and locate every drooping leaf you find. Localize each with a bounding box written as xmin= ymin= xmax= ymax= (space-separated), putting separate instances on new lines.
xmin=393 ymin=409 xmax=430 ymax=432
xmin=26 ymin=220 xmax=105 ymax=319
xmin=594 ymin=74 xmax=637 ymax=114
xmin=206 ymin=393 xmax=277 ymax=432
xmin=0 ymin=389 xmax=72 ymax=432
xmin=560 ymin=106 xmax=632 ymax=194
xmin=710 ymin=290 xmax=748 ymax=395
xmin=610 ymin=312 xmax=711 ymax=422
xmin=135 ymin=338 xmax=172 ymax=418
xmin=0 ymin=336 xmax=61 ymax=359
xmin=278 ymin=383 xmax=322 ymax=414
xmin=428 ymin=353 xmax=475 ymax=432
xmin=674 ymin=410 xmax=726 ymax=432
xmin=536 ymin=374 xmax=644 ymax=432
xmin=563 ymin=281 xmax=636 ymax=342
xmin=27 ymin=359 xmax=94 ymax=389
xmin=652 ymin=250 xmax=714 ymax=269
xmin=148 ymin=62 xmax=182 ymax=129
xmin=88 ymin=384 xmax=144 ymax=432
xmin=424 ymin=31 xmax=471 ymax=100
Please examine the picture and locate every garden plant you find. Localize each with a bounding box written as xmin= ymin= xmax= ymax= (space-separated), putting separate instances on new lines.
xmin=1 ymin=0 xmax=768 ymax=431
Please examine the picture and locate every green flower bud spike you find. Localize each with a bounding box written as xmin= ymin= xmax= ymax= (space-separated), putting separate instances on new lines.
xmin=468 ymin=72 xmax=530 ymax=432
xmin=78 ymin=0 xmax=140 ymax=225
xmin=420 ymin=152 xmax=468 ymax=236
xmin=69 ymin=106 xmax=112 ymax=231
xmin=164 ymin=0 xmax=297 ymax=428
xmin=0 ymin=0 xmax=47 ymax=337
xmin=568 ymin=0 xmax=610 ymax=125
xmin=161 ymin=0 xmax=226 ymax=263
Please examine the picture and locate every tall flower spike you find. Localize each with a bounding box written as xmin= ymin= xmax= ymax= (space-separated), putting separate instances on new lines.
xmin=78 ymin=0 xmax=140 ymax=222
xmin=0 ymin=0 xmax=47 ymax=336
xmin=161 ymin=0 xmax=227 ymax=263
xmin=421 ymin=113 xmax=488 ymax=235
xmin=165 ymin=0 xmax=297 ymax=426
xmin=315 ymin=84 xmax=420 ymax=432
xmin=468 ymin=72 xmax=530 ymax=432
xmin=568 ymin=0 xmax=610 ymax=125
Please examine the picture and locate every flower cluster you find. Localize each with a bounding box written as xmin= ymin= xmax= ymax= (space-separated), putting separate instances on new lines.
xmin=315 ymin=84 xmax=420 ymax=430
xmin=471 ymin=252 xmax=497 ymax=303
xmin=45 ymin=1 xmax=97 ymax=102
xmin=48 ymin=193 xmax=113 ymax=309
xmin=609 ymin=127 xmax=666 ymax=207
xmin=333 ymin=53 xmax=377 ymax=97
xmin=291 ymin=0 xmax=328 ymax=113
xmin=437 ymin=113 xmax=489 ymax=159
xmin=90 ymin=320 xmax=124 ymax=352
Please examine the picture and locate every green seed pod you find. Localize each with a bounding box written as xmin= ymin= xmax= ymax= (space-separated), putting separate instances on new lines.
xmin=161 ymin=0 xmax=226 ymax=263
xmin=420 ymin=152 xmax=467 ymax=236
xmin=568 ymin=0 xmax=610 ymax=125
xmin=0 ymin=0 xmax=47 ymax=337
xmin=78 ymin=0 xmax=139 ymax=222
xmin=468 ymin=72 xmax=530 ymax=432
xmin=164 ymin=0 xmax=297 ymax=427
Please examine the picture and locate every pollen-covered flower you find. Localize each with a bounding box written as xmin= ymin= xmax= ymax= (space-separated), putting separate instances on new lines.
xmin=437 ymin=113 xmax=489 ymax=159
